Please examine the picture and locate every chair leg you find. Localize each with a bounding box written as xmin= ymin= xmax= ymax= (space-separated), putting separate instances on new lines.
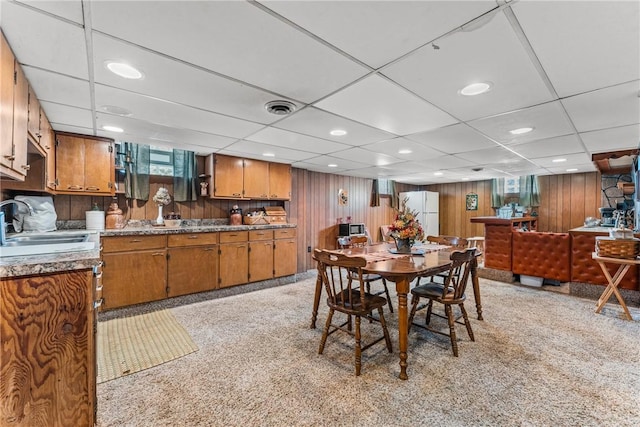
xmin=445 ymin=305 xmax=459 ymax=357
xmin=377 ymin=307 xmax=393 ymax=352
xmin=382 ymin=278 xmax=393 ymax=313
xmin=425 ymin=299 xmax=434 ymax=325
xmin=319 ymin=309 xmax=334 ymax=354
xmin=408 ymin=294 xmax=420 ymax=333
xmin=460 ymin=303 xmax=475 ymax=342
xmin=354 ymin=315 xmax=362 ymax=376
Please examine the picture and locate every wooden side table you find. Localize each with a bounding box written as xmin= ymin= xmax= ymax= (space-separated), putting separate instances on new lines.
xmin=592 ymin=253 xmax=640 ymax=320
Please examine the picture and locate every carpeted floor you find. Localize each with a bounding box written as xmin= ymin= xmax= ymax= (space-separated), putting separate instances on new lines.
xmin=97 ymin=309 xmax=198 ymax=384
xmin=96 ymin=277 xmax=640 ymax=427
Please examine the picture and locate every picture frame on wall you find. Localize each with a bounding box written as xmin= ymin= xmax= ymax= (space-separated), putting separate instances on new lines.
xmin=466 ymin=193 xmax=478 ymax=211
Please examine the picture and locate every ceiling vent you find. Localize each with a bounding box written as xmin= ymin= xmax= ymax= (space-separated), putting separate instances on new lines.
xmin=265 ymin=100 xmax=296 ymax=115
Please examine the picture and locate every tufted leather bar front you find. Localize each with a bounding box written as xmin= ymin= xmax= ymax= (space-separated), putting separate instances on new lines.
xmin=512 ymin=231 xmax=571 ymax=282
xmin=571 ymin=232 xmax=638 ymax=290
xmin=484 ymin=225 xmax=512 ymax=270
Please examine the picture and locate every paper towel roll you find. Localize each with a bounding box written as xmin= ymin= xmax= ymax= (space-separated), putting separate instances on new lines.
xmin=86 ymin=211 xmax=105 ymax=231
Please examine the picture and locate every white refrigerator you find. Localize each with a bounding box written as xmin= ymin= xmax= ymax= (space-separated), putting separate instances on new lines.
xmin=399 ymin=191 xmax=439 ymax=237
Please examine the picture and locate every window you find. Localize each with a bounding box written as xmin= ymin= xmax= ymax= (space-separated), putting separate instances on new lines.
xmin=504 ymin=177 xmax=520 ymax=194
xmin=377 ymin=179 xmax=394 ymax=196
xmin=149 ymin=146 xmax=174 ymax=176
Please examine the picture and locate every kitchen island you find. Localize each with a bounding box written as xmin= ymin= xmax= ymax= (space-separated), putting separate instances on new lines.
xmin=470 ymin=216 xmax=538 ymax=271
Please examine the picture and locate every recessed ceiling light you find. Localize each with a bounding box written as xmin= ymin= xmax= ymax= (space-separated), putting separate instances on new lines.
xmin=459 ymin=82 xmax=492 ymax=96
xmin=552 ymin=158 xmax=567 ymax=163
xmin=509 ymin=127 xmax=534 ymax=135
xmin=105 ymin=61 xmax=143 ymax=79
xmin=99 ymin=105 xmax=133 ymax=116
xmin=330 ymin=129 xmax=347 ymax=136
xmin=566 ymin=168 xmax=578 ymax=172
xmin=327 ymin=164 xmax=338 ymax=168
xmin=263 ymin=153 xmax=275 ymax=157
xmin=102 ymin=125 xmax=123 ymax=133
xmin=434 ymin=171 xmax=444 ymax=176
xmin=398 ymin=149 xmax=412 ymax=154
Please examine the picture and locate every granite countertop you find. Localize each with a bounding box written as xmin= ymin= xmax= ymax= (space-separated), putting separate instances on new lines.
xmin=1 ymin=223 xmax=297 ymax=278
xmin=569 ymin=226 xmax=624 ymax=233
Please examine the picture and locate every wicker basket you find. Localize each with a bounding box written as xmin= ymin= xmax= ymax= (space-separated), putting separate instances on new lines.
xmin=243 ymin=214 xmax=268 ymax=225
xmin=595 ymin=236 xmax=640 ymax=259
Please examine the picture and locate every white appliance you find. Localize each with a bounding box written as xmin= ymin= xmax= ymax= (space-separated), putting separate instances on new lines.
xmin=399 ymin=191 xmax=439 ymax=237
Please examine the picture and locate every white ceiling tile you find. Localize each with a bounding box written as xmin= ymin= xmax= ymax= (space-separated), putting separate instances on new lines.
xmin=259 ymin=0 xmax=496 ymax=69
xmin=291 ymin=162 xmax=352 ymax=175
xmin=273 ymin=107 xmax=395 ymax=146
xmin=94 ymin=85 xmax=264 ymax=139
xmin=512 ymin=1 xmax=640 ymax=97
xmin=220 ymin=140 xmax=318 ymax=163
xmin=467 ymin=101 xmax=575 ymax=144
xmin=562 ymin=80 xmax=640 ymax=133
xmin=90 ymin=1 xmax=368 ymax=103
xmin=15 ymin=0 xmax=84 ymax=24
xmin=509 ymin=134 xmax=586 ymax=159
xmin=545 ymin=163 xmax=597 ymax=174
xmin=1 ymin=1 xmax=88 ymax=79
xmin=530 ymin=152 xmax=592 ymax=168
xmin=22 ymin=66 xmax=91 ymax=109
xmin=325 ymin=147 xmax=405 ymax=167
xmin=406 ymin=123 xmax=498 ymax=154
xmin=40 ymin=101 xmax=93 ymax=128
xmin=455 ymin=146 xmax=526 ymax=165
xmin=246 ymin=127 xmax=351 ymax=154
xmin=91 ymin=34 xmax=296 ymax=125
xmin=580 ymin=124 xmax=640 ymax=154
xmin=316 ymin=74 xmax=458 ymax=135
xmin=382 ymin=12 xmax=555 ymax=121
xmin=361 ymin=137 xmax=444 ymax=161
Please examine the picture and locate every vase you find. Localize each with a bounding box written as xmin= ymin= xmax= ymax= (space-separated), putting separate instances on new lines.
xmin=156 ymin=205 xmax=164 ymax=225
xmin=395 ymin=238 xmax=413 ymax=253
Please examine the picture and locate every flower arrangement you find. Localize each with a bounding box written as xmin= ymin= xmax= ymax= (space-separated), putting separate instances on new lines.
xmin=152 ymin=187 xmax=171 ymax=206
xmin=388 ymin=198 xmax=424 ymax=242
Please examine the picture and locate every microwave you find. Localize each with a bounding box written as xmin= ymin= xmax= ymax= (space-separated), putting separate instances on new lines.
xmin=338 ymin=223 xmax=366 ymax=237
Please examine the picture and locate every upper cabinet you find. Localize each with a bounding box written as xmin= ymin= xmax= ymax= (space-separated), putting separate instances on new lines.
xmin=0 ymin=32 xmax=29 ymax=181
xmin=206 ymin=154 xmax=291 ymax=200
xmin=55 ymin=132 xmax=115 ymax=196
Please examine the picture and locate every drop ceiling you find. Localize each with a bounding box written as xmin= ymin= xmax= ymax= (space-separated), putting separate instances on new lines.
xmin=2 ymin=0 xmax=639 ymax=185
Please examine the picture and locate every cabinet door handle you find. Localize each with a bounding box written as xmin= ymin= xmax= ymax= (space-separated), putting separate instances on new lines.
xmin=152 ymin=252 xmax=164 ymax=256
xmin=4 ymin=155 xmax=15 ymax=161
xmin=85 ymin=186 xmax=100 ymax=191
xmin=21 ymin=164 xmax=30 ymax=170
xmin=67 ymin=185 xmax=83 ymax=190
xmin=232 ymin=193 xmax=241 ymax=197
xmin=94 ymin=298 xmax=104 ymax=309
xmin=204 ymin=247 xmax=215 ymax=252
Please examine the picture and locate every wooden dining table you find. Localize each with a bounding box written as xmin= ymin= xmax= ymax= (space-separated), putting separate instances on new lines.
xmin=310 ymin=243 xmax=483 ymax=380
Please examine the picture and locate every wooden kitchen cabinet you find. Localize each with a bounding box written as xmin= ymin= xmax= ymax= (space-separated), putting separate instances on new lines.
xmin=167 ymin=233 xmax=218 ymax=297
xmin=55 ymin=132 xmax=115 ymax=196
xmin=219 ymin=230 xmax=249 ymax=288
xmin=1 ymin=268 xmax=97 ymax=427
xmin=102 ymin=235 xmax=167 ymax=309
xmin=27 ymin=84 xmax=41 ymax=144
xmin=211 ymin=154 xmax=244 ymax=198
xmin=274 ymin=228 xmax=297 ymax=277
xmin=269 ymin=162 xmax=292 ymax=200
xmin=0 ymin=32 xmax=29 ymax=181
xmin=244 ymin=158 xmax=270 ymax=199
xmin=249 ymin=229 xmax=274 ymax=282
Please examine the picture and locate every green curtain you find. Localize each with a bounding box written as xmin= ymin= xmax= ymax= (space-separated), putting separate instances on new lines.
xmin=370 ymin=179 xmax=380 ymax=207
xmin=519 ymin=175 xmax=541 ymax=207
xmin=173 ymin=149 xmax=198 ymax=202
xmin=124 ymin=142 xmax=150 ymax=201
xmin=491 ymin=178 xmax=504 ymax=208
xmin=389 ymin=180 xmax=399 ymax=210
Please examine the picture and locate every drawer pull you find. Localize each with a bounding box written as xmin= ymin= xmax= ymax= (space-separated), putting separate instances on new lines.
xmin=130 ymin=239 xmax=142 ymax=243
xmin=85 ymin=186 xmax=100 ymax=191
xmin=152 ymin=252 xmax=164 ymax=256
xmin=94 ymin=298 xmax=104 ymax=309
xmin=204 ymin=248 xmax=215 ymax=252
xmin=188 ymin=235 xmax=199 ymax=239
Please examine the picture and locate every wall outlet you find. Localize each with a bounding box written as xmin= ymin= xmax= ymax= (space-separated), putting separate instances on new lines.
xmin=307 ymin=246 xmax=311 ymax=253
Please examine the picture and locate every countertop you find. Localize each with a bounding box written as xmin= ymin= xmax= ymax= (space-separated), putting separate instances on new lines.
xmin=1 ymin=223 xmax=297 ymax=278
xmin=569 ymin=226 xmax=629 ymax=234
xmin=470 ymin=216 xmax=538 ymax=225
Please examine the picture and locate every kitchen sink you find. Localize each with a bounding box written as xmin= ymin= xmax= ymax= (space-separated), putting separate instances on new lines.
xmin=0 ymin=230 xmax=97 ymax=258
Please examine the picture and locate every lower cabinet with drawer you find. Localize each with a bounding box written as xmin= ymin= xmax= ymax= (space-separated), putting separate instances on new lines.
xmin=274 ymin=228 xmax=297 ymax=277
xmin=102 ymin=235 xmax=168 ymax=309
xmin=249 ymin=229 xmax=274 ymax=282
xmin=167 ymin=232 xmax=218 ymax=297
xmin=219 ymin=230 xmax=249 ymax=288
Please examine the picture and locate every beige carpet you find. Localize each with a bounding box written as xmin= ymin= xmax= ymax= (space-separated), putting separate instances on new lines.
xmin=96 ymin=277 xmax=640 ymax=426
xmin=97 ymin=309 xmax=198 ymax=384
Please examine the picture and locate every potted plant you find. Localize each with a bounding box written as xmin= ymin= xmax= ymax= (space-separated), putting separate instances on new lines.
xmin=388 ymin=198 xmax=424 ymax=253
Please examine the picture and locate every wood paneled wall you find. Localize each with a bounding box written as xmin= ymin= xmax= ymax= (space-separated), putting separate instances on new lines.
xmin=426 ymin=171 xmax=603 ymax=236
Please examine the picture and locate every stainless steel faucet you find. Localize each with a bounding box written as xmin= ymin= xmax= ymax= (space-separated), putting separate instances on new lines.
xmin=0 ymin=199 xmax=34 ymax=245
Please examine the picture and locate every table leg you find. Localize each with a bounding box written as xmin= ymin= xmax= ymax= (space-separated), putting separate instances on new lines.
xmin=595 ymin=262 xmax=633 ymax=320
xmin=395 ymin=277 xmax=410 ymax=380
xmin=310 ymin=272 xmax=323 ymax=329
xmin=469 ymin=256 xmax=483 ymax=320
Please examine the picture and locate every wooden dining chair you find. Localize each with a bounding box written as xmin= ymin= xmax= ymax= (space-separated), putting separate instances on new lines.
xmin=418 ymin=236 xmax=470 ymax=287
xmin=338 ymin=235 xmax=394 ymax=312
xmin=315 ymin=249 xmax=393 ymax=375
xmin=408 ymin=248 xmax=476 ymax=356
